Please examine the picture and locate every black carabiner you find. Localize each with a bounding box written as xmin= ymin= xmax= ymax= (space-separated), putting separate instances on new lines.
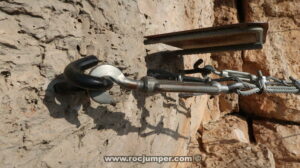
xmin=64 ymin=55 xmax=113 ymax=90
xmin=54 ymin=56 xmax=113 ymax=94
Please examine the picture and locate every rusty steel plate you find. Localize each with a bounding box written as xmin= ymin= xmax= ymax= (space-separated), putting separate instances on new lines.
xmin=144 ymin=23 xmax=268 ymax=52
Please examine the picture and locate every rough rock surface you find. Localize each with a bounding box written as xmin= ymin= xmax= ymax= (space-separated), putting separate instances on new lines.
xmin=253 ymin=120 xmax=300 ymax=168
xmin=201 ymin=143 xmax=275 ymax=168
xmin=196 ymin=115 xmax=275 ymax=168
xmin=198 ymin=0 xmax=300 ymax=168
xmin=211 ymin=0 xmax=241 ymax=116
xmin=0 ymin=0 xmax=215 ymax=168
xmin=201 ymin=115 xmax=250 ymax=145
xmin=0 ymin=0 xmax=300 ymax=168
xmin=240 ymin=0 xmax=300 ymax=123
xmin=238 ymin=1 xmax=300 ymax=166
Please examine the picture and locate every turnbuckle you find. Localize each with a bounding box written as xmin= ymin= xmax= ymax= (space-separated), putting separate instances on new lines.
xmin=54 ymin=56 xmax=300 ymax=104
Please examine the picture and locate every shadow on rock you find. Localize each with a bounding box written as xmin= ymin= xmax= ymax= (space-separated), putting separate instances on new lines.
xmin=83 ymin=106 xmax=140 ymax=135
xmin=145 ymin=50 xmax=184 ymax=71
xmin=145 ymin=50 xmax=192 ymax=118
xmin=43 ymin=74 xmax=188 ymax=139
xmin=132 ymin=91 xmax=188 ymax=140
xmin=43 ymin=74 xmax=85 ymax=127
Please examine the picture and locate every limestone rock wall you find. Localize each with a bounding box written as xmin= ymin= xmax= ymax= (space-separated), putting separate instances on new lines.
xmin=0 ymin=0 xmax=215 ymax=168
xmin=0 ymin=0 xmax=299 ymax=168
xmin=195 ymin=0 xmax=300 ymax=168
xmin=240 ymin=1 xmax=300 ymax=167
xmin=253 ymin=120 xmax=300 ymax=167
xmin=199 ymin=115 xmax=275 ymax=168
xmin=240 ymin=0 xmax=300 ymax=123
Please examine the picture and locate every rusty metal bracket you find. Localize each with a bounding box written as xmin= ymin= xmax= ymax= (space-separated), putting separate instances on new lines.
xmin=144 ymin=23 xmax=268 ymax=55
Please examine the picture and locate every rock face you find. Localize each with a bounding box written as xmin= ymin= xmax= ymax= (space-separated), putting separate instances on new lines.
xmin=240 ymin=0 xmax=300 ymax=123
xmin=201 ymin=115 xmax=250 ymax=145
xmin=198 ymin=115 xmax=275 ymax=168
xmin=0 ymin=0 xmax=215 ymax=168
xmin=201 ymin=143 xmax=275 ymax=168
xmin=211 ymin=0 xmax=241 ymax=116
xmin=239 ymin=1 xmax=300 ymax=166
xmin=197 ymin=0 xmax=300 ymax=168
xmin=253 ymin=121 xmax=300 ymax=168
xmin=0 ymin=0 xmax=299 ymax=168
